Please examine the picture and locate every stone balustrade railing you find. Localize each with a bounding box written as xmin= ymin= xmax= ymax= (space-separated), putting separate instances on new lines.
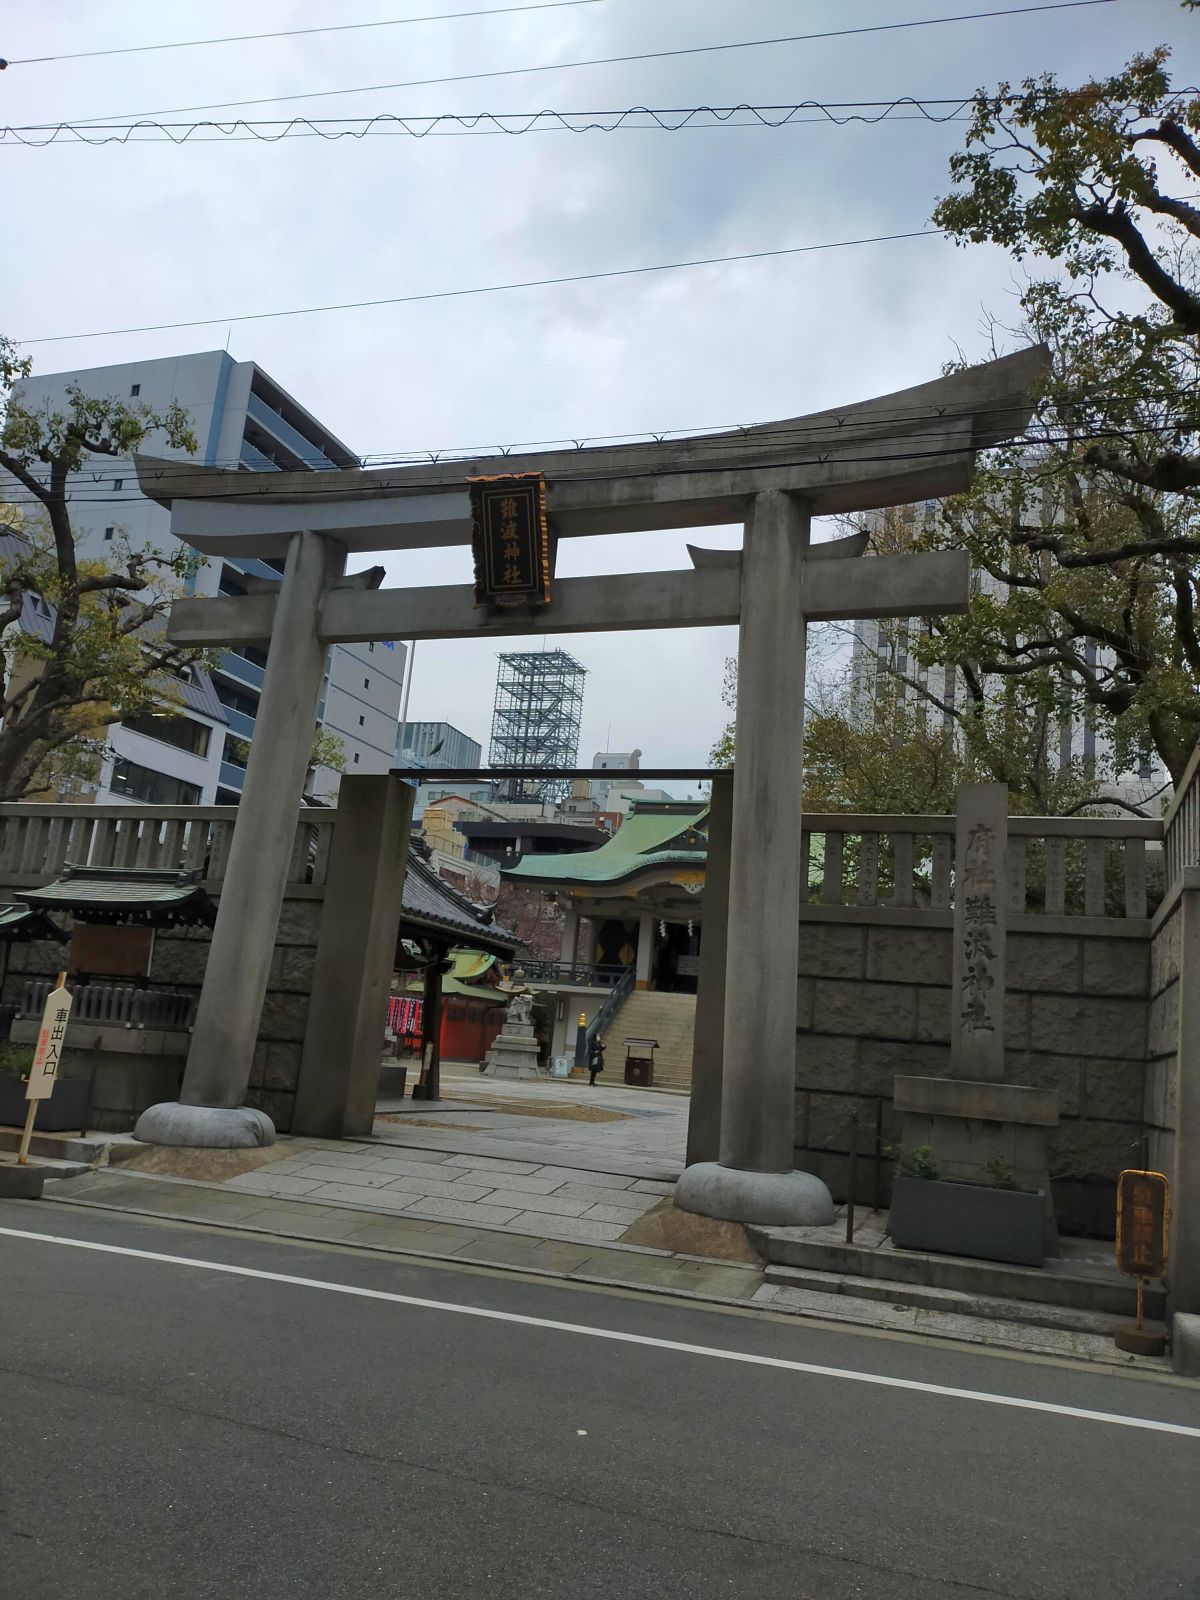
xmin=0 ymin=803 xmax=335 ymax=891
xmin=801 ymin=812 xmax=1164 ymax=923
xmin=1164 ymin=746 xmax=1200 ymax=892
xmin=18 ymin=978 xmax=198 ymax=1029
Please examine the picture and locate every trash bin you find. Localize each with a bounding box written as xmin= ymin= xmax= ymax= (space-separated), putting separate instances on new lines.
xmin=623 ymin=1037 xmax=658 ymax=1087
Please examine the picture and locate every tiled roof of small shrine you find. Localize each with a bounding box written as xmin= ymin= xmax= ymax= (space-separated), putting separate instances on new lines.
xmin=17 ymin=864 xmax=217 ymax=927
xmin=400 ymin=851 xmax=521 ymax=955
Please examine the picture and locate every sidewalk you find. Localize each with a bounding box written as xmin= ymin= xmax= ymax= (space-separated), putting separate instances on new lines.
xmin=14 ymin=1068 xmax=1173 ymax=1375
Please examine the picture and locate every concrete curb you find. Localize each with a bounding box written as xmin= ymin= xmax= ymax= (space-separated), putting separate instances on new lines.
xmin=34 ymin=1185 xmax=1191 ymax=1379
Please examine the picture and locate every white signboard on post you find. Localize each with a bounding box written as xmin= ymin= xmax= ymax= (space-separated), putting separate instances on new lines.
xmin=26 ymin=982 xmax=72 ymax=1101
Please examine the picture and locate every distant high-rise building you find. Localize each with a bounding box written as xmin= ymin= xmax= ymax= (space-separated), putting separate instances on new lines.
xmin=590 ymin=749 xmax=641 ymax=810
xmin=400 ymin=721 xmax=482 ymax=771
xmin=488 ymin=649 xmax=586 ymax=803
xmin=6 ymin=352 xmax=406 ymax=804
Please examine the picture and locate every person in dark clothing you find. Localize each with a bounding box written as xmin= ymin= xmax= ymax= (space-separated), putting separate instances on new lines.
xmin=588 ymin=1035 xmax=605 ymax=1086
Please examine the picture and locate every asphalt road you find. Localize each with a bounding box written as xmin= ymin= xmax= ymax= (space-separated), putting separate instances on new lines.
xmin=1 ymin=1198 xmax=1198 ymax=1600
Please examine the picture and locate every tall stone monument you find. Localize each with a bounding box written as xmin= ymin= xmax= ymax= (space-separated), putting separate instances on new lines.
xmin=894 ymin=783 xmax=1059 ymax=1245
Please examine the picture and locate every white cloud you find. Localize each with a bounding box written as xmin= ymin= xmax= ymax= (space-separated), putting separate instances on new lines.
xmin=5 ymin=0 xmax=1198 ymax=775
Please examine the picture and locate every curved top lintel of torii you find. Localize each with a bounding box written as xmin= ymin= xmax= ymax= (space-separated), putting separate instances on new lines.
xmin=134 ymin=345 xmax=1050 ymax=558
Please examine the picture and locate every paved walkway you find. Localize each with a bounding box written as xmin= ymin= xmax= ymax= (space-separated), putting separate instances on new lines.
xmin=202 ymin=1069 xmax=685 ymax=1248
xmin=47 ymin=1170 xmax=761 ymax=1301
xmin=15 ymin=1070 xmax=1177 ymax=1373
xmin=377 ymin=1065 xmax=689 ymax=1175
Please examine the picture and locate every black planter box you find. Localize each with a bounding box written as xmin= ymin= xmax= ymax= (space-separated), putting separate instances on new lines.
xmin=0 ymin=1074 xmax=91 ymax=1135
xmin=889 ymin=1173 xmax=1046 ymax=1267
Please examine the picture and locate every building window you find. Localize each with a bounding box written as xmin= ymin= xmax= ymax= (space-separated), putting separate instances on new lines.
xmin=353 ymin=753 xmax=360 ymax=764
xmin=363 ymin=677 xmax=370 ymax=689
xmin=113 ymin=478 xmax=124 ymax=491
xmin=103 ymin=527 xmax=115 ymax=541
xmin=213 ymin=680 xmax=259 ymax=720
xmin=109 ymin=757 xmax=201 ymax=807
xmin=358 ymin=715 xmax=365 ymax=727
xmin=121 ymin=711 xmax=211 ymax=759
xmin=229 ymin=643 xmax=269 ymax=669
xmin=369 ymin=643 xmax=375 ymax=653
xmin=130 ymin=383 xmax=140 ymax=397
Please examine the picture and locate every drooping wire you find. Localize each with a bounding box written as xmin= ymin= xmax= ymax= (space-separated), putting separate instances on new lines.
xmin=0 ymin=99 xmax=994 ymax=148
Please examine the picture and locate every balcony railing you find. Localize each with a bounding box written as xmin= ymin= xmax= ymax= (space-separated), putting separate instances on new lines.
xmin=516 ymin=959 xmax=627 ymax=988
xmin=0 ymin=804 xmax=335 ymax=890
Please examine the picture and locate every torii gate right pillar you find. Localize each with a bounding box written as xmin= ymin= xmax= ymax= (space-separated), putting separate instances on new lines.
xmin=676 ymin=490 xmax=835 ymax=1225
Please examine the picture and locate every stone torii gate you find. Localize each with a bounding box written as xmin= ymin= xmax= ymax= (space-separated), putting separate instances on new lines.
xmin=132 ymin=346 xmax=1046 ymax=1227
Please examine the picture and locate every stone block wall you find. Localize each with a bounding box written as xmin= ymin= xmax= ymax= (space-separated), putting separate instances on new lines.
xmin=0 ymin=894 xmax=323 ymax=1134
xmin=1146 ymin=895 xmax=1181 ymax=1183
xmin=794 ymin=915 xmax=1150 ymax=1235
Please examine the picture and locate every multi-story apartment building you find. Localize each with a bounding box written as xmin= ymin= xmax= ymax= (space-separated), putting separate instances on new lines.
xmin=5 ymin=352 xmax=406 ymax=804
xmin=399 ymin=721 xmax=482 ymax=772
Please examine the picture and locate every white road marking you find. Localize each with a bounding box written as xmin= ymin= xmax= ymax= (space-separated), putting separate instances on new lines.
xmin=2 ymin=1224 xmax=1196 ymax=1439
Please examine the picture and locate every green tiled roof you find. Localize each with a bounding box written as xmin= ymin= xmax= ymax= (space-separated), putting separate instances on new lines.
xmin=0 ymin=902 xmax=66 ymax=941
xmin=503 ymin=801 xmax=708 ymax=888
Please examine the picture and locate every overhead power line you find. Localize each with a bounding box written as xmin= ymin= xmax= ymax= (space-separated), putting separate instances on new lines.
xmin=68 ymin=2 xmax=1118 ymax=127
xmin=0 ymin=1 xmax=604 ymax=69
xmin=12 ymin=85 xmax=1194 ymax=151
xmin=15 ymin=227 xmax=945 ymax=346
xmin=0 ymin=99 xmax=990 ymax=148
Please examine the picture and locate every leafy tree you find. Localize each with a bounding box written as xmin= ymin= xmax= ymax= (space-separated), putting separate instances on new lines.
xmin=708 ymin=657 xmax=738 ymax=768
xmin=0 ymin=338 xmax=209 ymax=797
xmin=921 ymin=47 xmax=1200 ymax=787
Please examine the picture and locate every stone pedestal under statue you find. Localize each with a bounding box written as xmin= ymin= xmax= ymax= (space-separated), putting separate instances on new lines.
xmin=482 ymin=993 xmax=543 ymax=1080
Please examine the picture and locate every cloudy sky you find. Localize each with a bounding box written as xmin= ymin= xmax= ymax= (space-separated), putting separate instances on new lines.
xmin=3 ymin=0 xmax=1197 ymax=784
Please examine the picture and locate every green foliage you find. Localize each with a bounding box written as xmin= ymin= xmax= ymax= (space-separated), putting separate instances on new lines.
xmin=309 ymin=729 xmax=347 ymax=774
xmin=985 ymin=1156 xmax=1018 ymax=1191
xmin=897 ymin=1145 xmax=941 ymax=1181
xmin=0 ymin=335 xmax=213 ymax=798
xmin=709 ymin=657 xmax=738 ymax=768
xmin=0 ymin=1041 xmax=29 ymax=1078
xmin=926 ymin=49 xmax=1200 ymax=786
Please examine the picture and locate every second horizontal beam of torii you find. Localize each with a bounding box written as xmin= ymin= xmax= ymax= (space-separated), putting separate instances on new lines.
xmin=166 ymin=548 xmax=970 ymax=647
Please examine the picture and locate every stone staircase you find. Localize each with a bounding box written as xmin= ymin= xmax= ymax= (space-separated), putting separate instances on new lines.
xmin=603 ymin=989 xmax=697 ymax=1093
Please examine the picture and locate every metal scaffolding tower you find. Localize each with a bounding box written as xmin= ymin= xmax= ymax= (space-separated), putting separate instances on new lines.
xmin=489 ymin=649 xmax=587 ymax=802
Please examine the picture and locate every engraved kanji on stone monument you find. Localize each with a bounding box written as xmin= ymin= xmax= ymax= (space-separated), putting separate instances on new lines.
xmin=950 ymin=784 xmax=1008 ymax=1081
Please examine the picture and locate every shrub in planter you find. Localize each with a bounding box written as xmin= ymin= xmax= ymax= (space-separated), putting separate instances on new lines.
xmin=0 ymin=1041 xmax=90 ymax=1134
xmin=889 ymin=1146 xmax=1046 ymax=1268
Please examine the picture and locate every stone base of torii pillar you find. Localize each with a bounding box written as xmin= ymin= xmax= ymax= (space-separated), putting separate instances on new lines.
xmin=675 ymin=1163 xmax=834 ymax=1227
